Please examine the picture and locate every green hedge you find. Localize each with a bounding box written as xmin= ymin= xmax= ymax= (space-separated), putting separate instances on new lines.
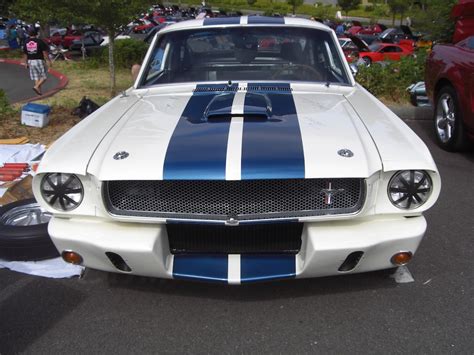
xmin=0 ymin=89 xmax=13 ymax=120
xmin=355 ymin=49 xmax=428 ymax=103
xmin=113 ymin=39 xmax=148 ymax=69
xmin=83 ymin=38 xmax=148 ymax=70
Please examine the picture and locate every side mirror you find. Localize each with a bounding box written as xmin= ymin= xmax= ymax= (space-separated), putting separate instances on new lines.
xmin=350 ymin=63 xmax=358 ymax=76
xmin=131 ymin=64 xmax=141 ymax=82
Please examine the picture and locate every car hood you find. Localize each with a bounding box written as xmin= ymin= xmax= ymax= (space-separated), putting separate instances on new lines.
xmin=85 ymin=84 xmax=382 ymax=181
xmin=39 ymin=83 xmax=437 ymax=181
xmin=348 ymin=35 xmax=370 ymax=52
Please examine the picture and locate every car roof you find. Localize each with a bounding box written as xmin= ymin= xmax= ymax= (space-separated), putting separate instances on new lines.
xmin=158 ymin=16 xmax=333 ymax=35
xmin=378 ymin=43 xmax=402 ymax=47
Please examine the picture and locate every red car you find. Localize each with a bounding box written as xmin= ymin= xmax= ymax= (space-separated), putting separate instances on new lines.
xmin=358 ymin=23 xmax=386 ymax=35
xmin=45 ymin=29 xmax=101 ymax=49
xmin=347 ymin=23 xmax=386 ymax=36
xmin=338 ymin=37 xmax=360 ymax=63
xmin=349 ymin=36 xmax=413 ymax=65
xmin=45 ymin=29 xmax=84 ymax=48
xmin=425 ymin=0 xmax=474 ymax=151
xmin=132 ymin=19 xmax=157 ymax=33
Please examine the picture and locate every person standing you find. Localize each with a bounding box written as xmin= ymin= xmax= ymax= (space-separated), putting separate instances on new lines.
xmin=23 ymin=28 xmax=52 ymax=96
xmin=7 ymin=25 xmax=19 ymax=49
xmin=17 ymin=25 xmax=26 ymax=47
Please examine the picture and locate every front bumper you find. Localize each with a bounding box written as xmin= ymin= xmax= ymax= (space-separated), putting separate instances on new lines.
xmin=49 ymin=215 xmax=426 ymax=283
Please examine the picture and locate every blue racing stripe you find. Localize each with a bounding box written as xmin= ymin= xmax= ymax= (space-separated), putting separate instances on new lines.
xmin=163 ymin=84 xmax=238 ymax=180
xmin=247 ymin=16 xmax=285 ymax=24
xmin=241 ymin=83 xmax=305 ymax=179
xmin=241 ymin=254 xmax=296 ymax=283
xmin=173 ymin=255 xmax=228 ymax=283
xmin=203 ymin=17 xmax=241 ymax=26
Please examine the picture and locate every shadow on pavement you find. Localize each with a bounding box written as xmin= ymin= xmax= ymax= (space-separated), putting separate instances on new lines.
xmin=78 ymin=268 xmax=398 ymax=302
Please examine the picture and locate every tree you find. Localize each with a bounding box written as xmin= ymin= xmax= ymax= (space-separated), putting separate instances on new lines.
xmin=71 ymin=0 xmax=148 ymax=97
xmin=337 ymin=0 xmax=361 ymax=16
xmin=12 ymin=0 xmax=148 ymax=97
xmin=0 ymin=0 xmax=15 ymax=15
xmin=247 ymin=0 xmax=257 ymax=6
xmin=387 ymin=0 xmax=409 ymax=26
xmin=11 ymin=0 xmax=75 ymax=38
xmin=287 ymin=0 xmax=304 ymax=15
xmin=412 ymin=0 xmax=458 ymax=42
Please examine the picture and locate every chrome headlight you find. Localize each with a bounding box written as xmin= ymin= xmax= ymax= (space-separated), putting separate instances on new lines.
xmin=388 ymin=170 xmax=432 ymax=210
xmin=41 ymin=173 xmax=84 ymax=211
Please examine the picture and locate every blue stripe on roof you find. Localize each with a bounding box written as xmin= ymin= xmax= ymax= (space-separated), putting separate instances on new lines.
xmin=241 ymin=254 xmax=296 ymax=283
xmin=163 ymin=84 xmax=238 ymax=180
xmin=241 ymin=83 xmax=305 ymax=179
xmin=247 ymin=16 xmax=285 ymax=24
xmin=173 ymin=255 xmax=228 ymax=283
xmin=203 ymin=17 xmax=241 ymax=26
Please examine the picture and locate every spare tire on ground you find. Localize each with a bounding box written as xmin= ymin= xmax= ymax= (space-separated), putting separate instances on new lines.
xmin=0 ymin=198 xmax=59 ymax=261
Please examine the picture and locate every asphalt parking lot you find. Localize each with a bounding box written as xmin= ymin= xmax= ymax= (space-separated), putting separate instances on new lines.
xmin=0 ymin=61 xmax=59 ymax=103
xmin=0 ymin=117 xmax=473 ymax=354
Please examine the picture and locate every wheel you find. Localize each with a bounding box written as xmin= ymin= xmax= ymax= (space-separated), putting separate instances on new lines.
xmin=434 ymin=85 xmax=471 ymax=151
xmin=0 ymin=198 xmax=59 ymax=261
xmin=362 ymin=56 xmax=372 ymax=66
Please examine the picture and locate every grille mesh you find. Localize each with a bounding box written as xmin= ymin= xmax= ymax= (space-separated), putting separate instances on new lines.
xmin=104 ymin=178 xmax=365 ymax=221
xmin=167 ymin=223 xmax=303 ymax=254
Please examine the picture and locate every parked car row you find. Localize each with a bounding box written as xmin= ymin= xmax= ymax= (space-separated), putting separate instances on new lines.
xmin=340 ymin=36 xmax=413 ymax=65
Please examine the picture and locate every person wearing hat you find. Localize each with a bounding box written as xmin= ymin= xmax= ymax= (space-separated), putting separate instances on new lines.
xmin=22 ymin=27 xmax=52 ymax=95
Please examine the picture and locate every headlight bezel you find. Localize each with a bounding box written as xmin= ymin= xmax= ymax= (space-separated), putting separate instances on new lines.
xmin=387 ymin=170 xmax=432 ymax=210
xmin=40 ymin=173 xmax=84 ymax=212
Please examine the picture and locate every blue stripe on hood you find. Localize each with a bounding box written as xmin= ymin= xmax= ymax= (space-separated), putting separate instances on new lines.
xmin=163 ymin=84 xmax=238 ymax=180
xmin=241 ymin=83 xmax=305 ymax=179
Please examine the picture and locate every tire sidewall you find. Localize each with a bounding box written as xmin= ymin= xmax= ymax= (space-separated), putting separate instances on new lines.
xmin=434 ymin=85 xmax=467 ymax=151
xmin=0 ymin=198 xmax=48 ymax=240
xmin=0 ymin=198 xmax=59 ymax=261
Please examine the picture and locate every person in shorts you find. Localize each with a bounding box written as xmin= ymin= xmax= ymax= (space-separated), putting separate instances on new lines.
xmin=22 ymin=28 xmax=52 ymax=95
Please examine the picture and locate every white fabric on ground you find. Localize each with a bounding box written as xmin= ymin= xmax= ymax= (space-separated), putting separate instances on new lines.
xmin=0 ymin=257 xmax=84 ymax=278
xmin=0 ymin=143 xmax=45 ymax=165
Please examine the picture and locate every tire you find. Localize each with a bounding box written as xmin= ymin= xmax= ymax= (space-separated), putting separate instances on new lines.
xmin=362 ymin=56 xmax=372 ymax=66
xmin=434 ymin=85 xmax=471 ymax=152
xmin=0 ymin=198 xmax=59 ymax=261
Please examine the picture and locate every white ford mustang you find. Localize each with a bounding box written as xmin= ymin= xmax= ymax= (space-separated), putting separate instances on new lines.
xmin=33 ymin=17 xmax=441 ymax=283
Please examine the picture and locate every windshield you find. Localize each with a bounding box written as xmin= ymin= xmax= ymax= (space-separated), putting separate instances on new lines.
xmin=140 ymin=26 xmax=350 ymax=87
xmin=368 ymin=43 xmax=382 ymax=52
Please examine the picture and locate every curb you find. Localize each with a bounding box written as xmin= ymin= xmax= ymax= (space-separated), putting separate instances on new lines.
xmin=388 ymin=105 xmax=433 ymax=121
xmin=0 ymin=58 xmax=69 ymax=104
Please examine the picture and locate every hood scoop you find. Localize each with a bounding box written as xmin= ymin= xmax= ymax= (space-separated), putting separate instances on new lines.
xmin=202 ymin=92 xmax=272 ymax=122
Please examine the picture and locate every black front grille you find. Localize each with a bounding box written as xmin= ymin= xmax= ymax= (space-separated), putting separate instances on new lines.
xmin=167 ymin=223 xmax=303 ymax=254
xmin=104 ymin=178 xmax=365 ymax=221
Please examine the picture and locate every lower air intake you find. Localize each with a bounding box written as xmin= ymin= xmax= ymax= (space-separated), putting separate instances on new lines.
xmin=167 ymin=223 xmax=303 ymax=254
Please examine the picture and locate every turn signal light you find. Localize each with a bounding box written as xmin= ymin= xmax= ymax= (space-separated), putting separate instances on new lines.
xmin=62 ymin=250 xmax=83 ymax=265
xmin=391 ymin=252 xmax=413 ymax=266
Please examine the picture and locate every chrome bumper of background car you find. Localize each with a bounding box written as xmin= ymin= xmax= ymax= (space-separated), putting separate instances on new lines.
xmin=48 ymin=215 xmax=426 ymax=283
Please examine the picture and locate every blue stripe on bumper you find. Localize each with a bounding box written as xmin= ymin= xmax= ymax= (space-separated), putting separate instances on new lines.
xmin=172 ymin=254 xmax=296 ymax=283
xmin=241 ymin=254 xmax=296 ymax=283
xmin=173 ymin=255 xmax=228 ymax=283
